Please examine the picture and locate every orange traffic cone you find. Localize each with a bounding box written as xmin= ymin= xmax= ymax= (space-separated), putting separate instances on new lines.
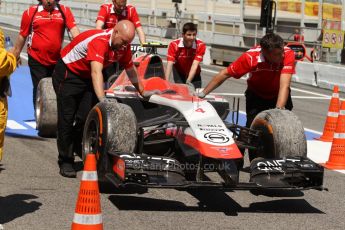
xmin=324 ymin=100 xmax=345 ymax=170
xmin=318 ymin=85 xmax=340 ymax=142
xmin=71 ymin=154 xmax=103 ymax=230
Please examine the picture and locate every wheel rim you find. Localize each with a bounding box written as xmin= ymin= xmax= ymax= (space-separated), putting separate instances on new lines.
xmin=84 ymin=119 xmax=100 ymax=158
xmin=83 ymin=116 xmax=107 ymax=180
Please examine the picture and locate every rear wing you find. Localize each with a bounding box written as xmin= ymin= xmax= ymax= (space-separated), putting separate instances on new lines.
xmin=131 ymin=42 xmax=168 ymax=55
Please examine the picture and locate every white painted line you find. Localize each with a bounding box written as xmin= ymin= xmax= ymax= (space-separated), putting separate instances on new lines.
xmin=304 ymin=128 xmax=322 ymax=135
xmin=335 ymin=170 xmax=345 ymax=174
xmin=0 ymin=26 xmax=19 ymax=33
xmin=291 ymin=96 xmax=331 ymax=100
xmin=25 ymin=121 xmax=36 ymax=129
xmin=290 ymin=87 xmax=330 ymax=98
xmin=6 ymin=120 xmax=27 ymax=130
xmin=202 ymin=68 xmax=219 ymax=74
xmin=210 ymin=93 xmax=332 ymax=100
xmin=307 ymin=140 xmax=331 ymax=164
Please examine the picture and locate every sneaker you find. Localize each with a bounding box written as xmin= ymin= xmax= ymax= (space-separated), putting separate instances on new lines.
xmin=59 ymin=162 xmax=77 ymax=178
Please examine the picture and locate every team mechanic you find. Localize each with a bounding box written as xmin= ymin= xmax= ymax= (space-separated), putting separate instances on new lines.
xmin=95 ymin=0 xmax=146 ymax=82
xmin=0 ymin=28 xmax=17 ymax=161
xmin=196 ymin=33 xmax=295 ymax=160
xmin=11 ymin=0 xmax=79 ymax=109
xmin=95 ymin=0 xmax=146 ymax=44
xmin=165 ymin=22 xmax=206 ymax=90
xmin=52 ymin=20 xmax=153 ymax=178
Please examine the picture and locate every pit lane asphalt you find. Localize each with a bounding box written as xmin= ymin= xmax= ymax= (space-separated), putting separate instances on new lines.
xmin=1 ymin=26 xmax=345 ymax=230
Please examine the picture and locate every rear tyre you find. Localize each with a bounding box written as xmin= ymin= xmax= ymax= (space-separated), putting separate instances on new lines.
xmin=105 ymin=70 xmax=122 ymax=89
xmin=35 ymin=78 xmax=57 ymax=137
xmin=249 ymin=109 xmax=307 ymax=161
xmin=82 ymin=101 xmax=137 ymax=182
xmin=106 ymin=73 xmax=119 ymax=88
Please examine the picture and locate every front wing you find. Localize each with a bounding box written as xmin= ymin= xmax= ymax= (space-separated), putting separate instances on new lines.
xmin=105 ymin=152 xmax=324 ymax=191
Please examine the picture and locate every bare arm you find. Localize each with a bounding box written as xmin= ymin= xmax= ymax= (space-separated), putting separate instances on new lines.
xmin=165 ymin=61 xmax=174 ymax=81
xmin=126 ymin=66 xmax=144 ymax=94
xmin=95 ymin=20 xmax=104 ymax=30
xmin=11 ymin=34 xmax=26 ymax=61
xmin=136 ymin=26 xmax=146 ymax=44
xmin=276 ymin=73 xmax=292 ymax=108
xmin=202 ymin=68 xmax=230 ymax=95
xmin=69 ymin=26 xmax=80 ymax=39
xmin=90 ymin=61 xmax=105 ymax=101
xmin=186 ymin=60 xmax=200 ymax=83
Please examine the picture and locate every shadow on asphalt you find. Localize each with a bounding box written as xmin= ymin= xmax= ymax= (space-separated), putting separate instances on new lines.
xmin=4 ymin=132 xmax=46 ymax=141
xmin=0 ymin=194 xmax=42 ymax=224
xmin=100 ymin=183 xmax=148 ymax=194
xmin=0 ymin=164 xmax=4 ymax=173
xmin=248 ymin=189 xmax=305 ymax=197
xmin=108 ymin=188 xmax=324 ymax=216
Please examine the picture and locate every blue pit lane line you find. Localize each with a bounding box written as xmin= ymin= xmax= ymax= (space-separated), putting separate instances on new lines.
xmin=5 ymin=66 xmax=321 ymax=140
xmin=6 ymin=66 xmax=37 ymax=137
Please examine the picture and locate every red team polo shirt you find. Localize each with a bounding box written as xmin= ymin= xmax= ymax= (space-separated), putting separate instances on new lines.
xmin=20 ymin=4 xmax=76 ymax=66
xmin=227 ymin=46 xmax=295 ymax=99
xmin=61 ymin=29 xmax=133 ymax=79
xmin=96 ymin=4 xmax=141 ymax=29
xmin=167 ymin=38 xmax=206 ymax=77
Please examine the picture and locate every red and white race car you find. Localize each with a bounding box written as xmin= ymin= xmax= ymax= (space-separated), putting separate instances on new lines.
xmin=36 ymin=43 xmax=324 ymax=191
xmin=82 ymin=43 xmax=324 ymax=191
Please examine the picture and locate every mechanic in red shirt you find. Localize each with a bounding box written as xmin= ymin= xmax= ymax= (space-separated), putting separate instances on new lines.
xmin=197 ymin=33 xmax=295 ymax=140
xmin=95 ymin=0 xmax=146 ymax=44
xmin=52 ymin=20 xmax=149 ymax=178
xmin=95 ymin=0 xmax=146 ymax=84
xmin=11 ymin=0 xmax=80 ymax=109
xmin=165 ymin=22 xmax=206 ymax=90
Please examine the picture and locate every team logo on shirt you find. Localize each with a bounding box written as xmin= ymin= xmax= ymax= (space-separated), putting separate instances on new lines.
xmin=95 ymin=54 xmax=104 ymax=60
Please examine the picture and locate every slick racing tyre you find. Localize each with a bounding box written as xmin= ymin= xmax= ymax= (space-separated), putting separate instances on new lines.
xmin=249 ymin=109 xmax=307 ymax=161
xmin=35 ymin=77 xmax=57 ymax=137
xmin=82 ymin=101 xmax=137 ymax=181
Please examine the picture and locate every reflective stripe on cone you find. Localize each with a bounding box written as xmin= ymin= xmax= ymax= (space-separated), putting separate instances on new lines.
xmin=73 ymin=213 xmax=103 ymax=225
xmin=81 ymin=171 xmax=98 ymax=181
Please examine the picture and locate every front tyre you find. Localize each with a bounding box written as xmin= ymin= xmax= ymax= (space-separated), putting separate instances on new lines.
xmin=82 ymin=101 xmax=137 ymax=182
xmin=249 ymin=109 xmax=307 ymax=161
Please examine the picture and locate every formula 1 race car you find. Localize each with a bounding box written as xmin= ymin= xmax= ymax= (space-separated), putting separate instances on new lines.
xmin=79 ymin=43 xmax=324 ymax=191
